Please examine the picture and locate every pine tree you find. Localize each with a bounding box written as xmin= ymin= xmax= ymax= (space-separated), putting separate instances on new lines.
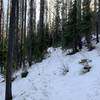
xmin=0 ymin=0 xmax=3 ymax=73
xmin=43 ymin=0 xmax=50 ymax=49
xmin=53 ymin=0 xmax=61 ymax=45
xmin=27 ymin=0 xmax=35 ymax=66
xmin=61 ymin=0 xmax=68 ymax=47
xmin=82 ymin=0 xmax=93 ymax=50
xmin=15 ymin=0 xmax=20 ymax=69
xmin=5 ymin=0 xmax=17 ymax=99
xmin=96 ymin=0 xmax=100 ymax=43
xmin=0 ymin=0 xmax=3 ymax=41
xmin=34 ymin=0 xmax=45 ymax=61
xmin=39 ymin=0 xmax=45 ymax=50
xmin=0 ymin=0 xmax=5 ymax=74
xmin=94 ymin=0 xmax=99 ymax=43
xmin=64 ymin=0 xmax=79 ymax=53
xmin=77 ymin=0 xmax=82 ymax=50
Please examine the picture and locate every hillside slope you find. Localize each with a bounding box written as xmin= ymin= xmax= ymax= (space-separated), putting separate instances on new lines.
xmin=1 ymin=43 xmax=100 ymax=100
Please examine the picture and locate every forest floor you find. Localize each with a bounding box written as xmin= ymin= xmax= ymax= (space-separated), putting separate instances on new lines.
xmin=1 ymin=43 xmax=100 ymax=100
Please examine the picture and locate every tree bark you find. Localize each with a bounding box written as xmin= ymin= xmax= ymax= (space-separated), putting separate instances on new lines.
xmin=96 ymin=22 xmax=99 ymax=43
xmin=5 ymin=0 xmax=17 ymax=99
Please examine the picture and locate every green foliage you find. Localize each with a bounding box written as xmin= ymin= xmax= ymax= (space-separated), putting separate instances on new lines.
xmin=63 ymin=0 xmax=78 ymax=50
xmin=81 ymin=0 xmax=93 ymax=50
xmin=0 ymin=38 xmax=7 ymax=74
xmin=32 ymin=34 xmax=44 ymax=62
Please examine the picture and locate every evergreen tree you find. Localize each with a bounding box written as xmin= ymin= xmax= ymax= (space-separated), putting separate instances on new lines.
xmin=77 ymin=0 xmax=82 ymax=50
xmin=5 ymin=0 xmax=17 ymax=99
xmin=64 ymin=0 xmax=79 ymax=53
xmin=27 ymin=0 xmax=35 ymax=66
xmin=82 ymin=0 xmax=93 ymax=50
xmin=0 ymin=0 xmax=3 ymax=73
xmin=53 ymin=0 xmax=61 ymax=46
xmin=0 ymin=0 xmax=3 ymax=41
xmin=61 ymin=0 xmax=68 ymax=47
xmin=34 ymin=0 xmax=45 ymax=61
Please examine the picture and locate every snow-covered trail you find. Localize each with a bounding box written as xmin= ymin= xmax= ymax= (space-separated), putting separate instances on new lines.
xmin=1 ymin=44 xmax=100 ymax=100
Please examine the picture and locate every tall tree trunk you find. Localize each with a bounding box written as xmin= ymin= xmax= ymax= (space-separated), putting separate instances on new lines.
xmin=0 ymin=0 xmax=3 ymax=41
xmin=16 ymin=0 xmax=19 ymax=68
xmin=5 ymin=0 xmax=17 ymax=99
xmin=28 ymin=0 xmax=34 ymax=66
xmin=20 ymin=0 xmax=24 ymax=67
xmin=77 ymin=0 xmax=82 ymax=49
xmin=0 ymin=0 xmax=3 ymax=73
xmin=23 ymin=0 xmax=27 ymax=69
xmin=61 ymin=0 xmax=65 ymax=44
xmin=39 ymin=0 xmax=45 ymax=51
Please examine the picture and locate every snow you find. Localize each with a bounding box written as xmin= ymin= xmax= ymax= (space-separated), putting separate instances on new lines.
xmin=1 ymin=43 xmax=100 ymax=100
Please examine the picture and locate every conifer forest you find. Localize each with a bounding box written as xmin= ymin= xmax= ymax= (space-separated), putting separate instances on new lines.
xmin=0 ymin=0 xmax=100 ymax=100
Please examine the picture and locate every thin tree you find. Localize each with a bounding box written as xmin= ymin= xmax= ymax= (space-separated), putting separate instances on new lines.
xmin=28 ymin=0 xmax=34 ymax=66
xmin=39 ymin=0 xmax=45 ymax=51
xmin=0 ymin=0 xmax=3 ymax=73
xmin=95 ymin=0 xmax=99 ymax=43
xmin=54 ymin=0 xmax=61 ymax=45
xmin=77 ymin=0 xmax=82 ymax=50
xmin=0 ymin=0 xmax=2 ymax=41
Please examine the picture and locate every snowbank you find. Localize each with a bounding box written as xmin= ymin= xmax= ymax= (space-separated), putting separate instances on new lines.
xmin=1 ymin=43 xmax=100 ymax=100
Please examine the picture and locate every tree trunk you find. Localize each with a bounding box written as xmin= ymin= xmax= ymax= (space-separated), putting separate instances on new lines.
xmin=28 ymin=0 xmax=35 ymax=66
xmin=96 ymin=22 xmax=99 ymax=43
xmin=0 ymin=0 xmax=3 ymax=42
xmin=5 ymin=0 xmax=17 ymax=99
xmin=6 ymin=0 xmax=10 ymax=40
xmin=39 ymin=0 xmax=45 ymax=51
